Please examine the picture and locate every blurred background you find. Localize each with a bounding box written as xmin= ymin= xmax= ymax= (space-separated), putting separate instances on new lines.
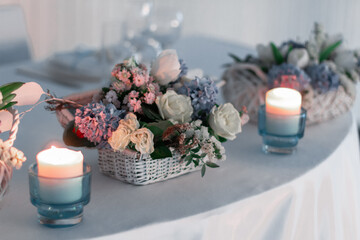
xmin=0 ymin=0 xmax=359 ymax=60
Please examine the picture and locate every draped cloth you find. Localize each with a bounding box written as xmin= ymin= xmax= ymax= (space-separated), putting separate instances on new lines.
xmin=94 ymin=117 xmax=360 ymax=240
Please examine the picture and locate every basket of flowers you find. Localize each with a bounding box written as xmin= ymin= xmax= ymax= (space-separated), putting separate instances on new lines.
xmin=50 ymin=50 xmax=249 ymax=185
xmin=222 ymin=23 xmax=358 ymax=125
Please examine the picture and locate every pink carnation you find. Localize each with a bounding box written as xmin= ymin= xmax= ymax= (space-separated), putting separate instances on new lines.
xmin=133 ymin=73 xmax=146 ymax=87
xmin=128 ymin=98 xmax=142 ymax=113
xmin=148 ymin=83 xmax=160 ymax=94
xmin=129 ymin=90 xmax=139 ymax=99
xmin=111 ymin=66 xmax=121 ymax=77
xmin=112 ymin=82 xmax=126 ymax=92
xmin=117 ymin=69 xmax=131 ymax=84
xmin=144 ymin=92 xmax=156 ymax=104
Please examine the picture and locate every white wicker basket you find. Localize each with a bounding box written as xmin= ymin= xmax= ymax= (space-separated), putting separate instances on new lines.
xmin=0 ymin=109 xmax=19 ymax=201
xmin=98 ymin=148 xmax=201 ymax=185
xmin=56 ymin=90 xmax=215 ymax=185
xmin=222 ymin=63 xmax=356 ymax=125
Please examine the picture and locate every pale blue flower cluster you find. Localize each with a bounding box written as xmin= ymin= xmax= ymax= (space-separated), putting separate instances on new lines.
xmin=305 ymin=63 xmax=340 ymax=93
xmin=178 ymin=59 xmax=188 ymax=79
xmin=177 ymin=76 xmax=218 ymax=120
xmin=268 ymin=63 xmax=311 ymax=91
xmin=75 ymin=102 xmax=126 ymax=147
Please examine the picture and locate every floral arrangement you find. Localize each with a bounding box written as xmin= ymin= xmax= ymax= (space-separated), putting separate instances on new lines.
xmin=227 ymin=23 xmax=358 ymax=97
xmin=56 ymin=49 xmax=248 ymax=176
xmin=0 ymin=81 xmax=44 ymax=169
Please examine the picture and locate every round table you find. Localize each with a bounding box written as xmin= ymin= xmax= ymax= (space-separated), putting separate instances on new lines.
xmin=0 ymin=37 xmax=359 ymax=240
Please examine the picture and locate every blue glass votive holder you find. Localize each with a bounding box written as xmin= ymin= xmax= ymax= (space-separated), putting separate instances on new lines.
xmin=258 ymin=105 xmax=307 ymax=154
xmin=28 ymin=163 xmax=91 ymax=228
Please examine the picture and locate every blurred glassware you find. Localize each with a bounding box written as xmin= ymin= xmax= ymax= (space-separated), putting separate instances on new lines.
xmin=101 ymin=21 xmax=133 ymax=74
xmin=101 ymin=0 xmax=161 ymax=72
xmin=145 ymin=4 xmax=183 ymax=49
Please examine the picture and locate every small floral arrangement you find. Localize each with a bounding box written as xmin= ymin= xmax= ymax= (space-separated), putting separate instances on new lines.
xmin=0 ymin=81 xmax=44 ymax=169
xmin=228 ymin=23 xmax=358 ymax=97
xmin=58 ymin=49 xmax=248 ymax=176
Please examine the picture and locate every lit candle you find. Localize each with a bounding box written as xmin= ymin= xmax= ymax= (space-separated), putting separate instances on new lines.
xmin=36 ymin=146 xmax=84 ymax=204
xmin=265 ymin=87 xmax=302 ymax=135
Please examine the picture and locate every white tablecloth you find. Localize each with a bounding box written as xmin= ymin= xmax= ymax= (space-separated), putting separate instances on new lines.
xmin=0 ymin=37 xmax=359 ymax=240
xmin=101 ymin=116 xmax=360 ymax=240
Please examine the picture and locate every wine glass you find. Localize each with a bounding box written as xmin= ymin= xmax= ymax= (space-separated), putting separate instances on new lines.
xmin=145 ymin=4 xmax=183 ymax=49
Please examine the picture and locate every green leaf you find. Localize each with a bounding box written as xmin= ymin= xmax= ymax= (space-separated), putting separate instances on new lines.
xmin=205 ymin=162 xmax=220 ymax=168
xmin=192 ymin=146 xmax=201 ymax=153
xmin=1 ymin=93 xmax=16 ymax=104
xmin=63 ymin=120 xmax=96 ymax=148
xmin=0 ymin=94 xmax=17 ymax=109
xmin=286 ymin=45 xmax=294 ymax=57
xmin=193 ymin=159 xmax=199 ymax=167
xmin=208 ymin=127 xmax=228 ymax=143
xmin=201 ymin=165 xmax=206 ymax=177
xmin=0 ymin=101 xmax=17 ymax=110
xmin=0 ymin=82 xmax=24 ymax=97
xmin=147 ymin=125 xmax=163 ymax=137
xmin=319 ymin=40 xmax=342 ymax=62
xmin=141 ymin=103 xmax=162 ymax=121
xmin=218 ymin=136 xmax=227 ymax=143
xmin=147 ymin=120 xmax=173 ymax=143
xmin=270 ymin=42 xmax=284 ymax=64
xmin=185 ymin=156 xmax=192 ymax=166
xmin=150 ymin=145 xmax=172 ymax=159
xmin=228 ymin=53 xmax=242 ymax=63
xmin=147 ymin=120 xmax=173 ymax=131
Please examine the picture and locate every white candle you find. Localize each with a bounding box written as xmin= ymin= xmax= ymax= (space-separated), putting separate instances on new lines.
xmin=265 ymin=87 xmax=302 ymax=135
xmin=36 ymin=146 xmax=83 ymax=204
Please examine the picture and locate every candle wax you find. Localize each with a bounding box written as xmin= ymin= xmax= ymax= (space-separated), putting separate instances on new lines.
xmin=265 ymin=88 xmax=302 ymax=136
xmin=36 ymin=146 xmax=83 ymax=204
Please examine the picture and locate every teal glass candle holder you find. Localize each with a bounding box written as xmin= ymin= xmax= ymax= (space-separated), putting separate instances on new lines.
xmin=258 ymin=104 xmax=307 ymax=154
xmin=28 ymin=163 xmax=92 ymax=228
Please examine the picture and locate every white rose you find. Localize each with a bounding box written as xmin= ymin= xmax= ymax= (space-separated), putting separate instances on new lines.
xmin=156 ymin=90 xmax=193 ymax=123
xmin=108 ymin=113 xmax=139 ymax=152
xmin=122 ymin=113 xmax=140 ymax=131
xmin=108 ymin=124 xmax=132 ymax=152
xmin=130 ymin=128 xmax=154 ymax=154
xmin=151 ymin=49 xmax=181 ymax=86
xmin=334 ymin=50 xmax=357 ymax=71
xmin=209 ymin=103 xmax=241 ymax=140
xmin=256 ymin=44 xmax=274 ymax=63
xmin=287 ymin=49 xmax=309 ymax=68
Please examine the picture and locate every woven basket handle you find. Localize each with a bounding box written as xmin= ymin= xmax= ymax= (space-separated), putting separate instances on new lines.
xmin=4 ymin=108 xmax=20 ymax=147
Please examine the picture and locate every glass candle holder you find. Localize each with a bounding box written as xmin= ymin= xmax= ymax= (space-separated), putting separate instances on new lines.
xmin=28 ymin=163 xmax=91 ymax=228
xmin=258 ymin=104 xmax=306 ymax=154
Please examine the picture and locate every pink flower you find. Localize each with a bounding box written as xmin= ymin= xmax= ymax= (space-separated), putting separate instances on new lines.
xmin=133 ymin=73 xmax=146 ymax=87
xmin=129 ymin=90 xmax=139 ymax=99
xmin=117 ymin=69 xmax=131 ymax=84
xmin=133 ymin=100 xmax=142 ymax=113
xmin=148 ymin=83 xmax=160 ymax=94
xmin=111 ymin=66 xmax=121 ymax=77
xmin=112 ymin=82 xmax=125 ymax=92
xmin=147 ymin=76 xmax=154 ymax=83
xmin=144 ymin=92 xmax=156 ymax=104
xmin=128 ymin=98 xmax=142 ymax=113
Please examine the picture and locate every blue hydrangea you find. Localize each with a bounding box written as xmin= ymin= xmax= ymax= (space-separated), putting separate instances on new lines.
xmin=268 ymin=63 xmax=311 ymax=91
xmin=75 ymin=102 xmax=126 ymax=147
xmin=177 ymin=76 xmax=218 ymax=120
xmin=305 ymin=63 xmax=340 ymax=93
xmin=178 ymin=58 xmax=188 ymax=78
